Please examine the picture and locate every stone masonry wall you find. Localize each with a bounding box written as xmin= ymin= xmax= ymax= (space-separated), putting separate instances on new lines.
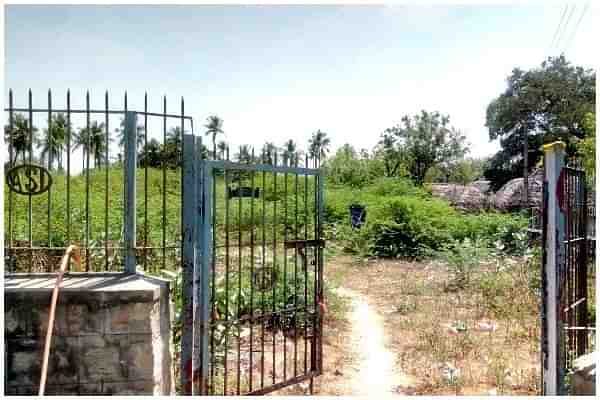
xmin=4 ymin=273 xmax=173 ymax=395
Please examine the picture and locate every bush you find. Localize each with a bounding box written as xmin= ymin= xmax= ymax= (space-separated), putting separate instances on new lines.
xmin=327 ymin=179 xmax=528 ymax=259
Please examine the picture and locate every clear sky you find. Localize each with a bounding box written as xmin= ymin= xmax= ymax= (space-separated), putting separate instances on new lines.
xmin=4 ymin=2 xmax=598 ymax=160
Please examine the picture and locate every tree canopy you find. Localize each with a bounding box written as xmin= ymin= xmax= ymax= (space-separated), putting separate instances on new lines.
xmin=484 ymin=55 xmax=596 ymax=190
xmin=380 ymin=110 xmax=468 ymax=185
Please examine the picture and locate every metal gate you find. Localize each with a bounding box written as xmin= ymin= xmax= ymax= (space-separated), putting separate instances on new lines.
xmin=181 ymin=136 xmax=325 ymax=395
xmin=541 ymin=161 xmax=591 ymax=393
xmin=558 ymin=166 xmax=589 ymax=370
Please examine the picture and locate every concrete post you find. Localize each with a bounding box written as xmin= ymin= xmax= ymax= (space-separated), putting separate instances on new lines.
xmin=542 ymin=141 xmax=566 ymax=395
xmin=123 ymin=111 xmax=137 ymax=274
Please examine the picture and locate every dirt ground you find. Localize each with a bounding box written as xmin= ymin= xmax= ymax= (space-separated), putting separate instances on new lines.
xmin=279 ymin=255 xmax=540 ymax=396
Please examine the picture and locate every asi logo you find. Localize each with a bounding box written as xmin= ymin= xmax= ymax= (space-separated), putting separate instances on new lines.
xmin=6 ymin=164 xmax=53 ymax=195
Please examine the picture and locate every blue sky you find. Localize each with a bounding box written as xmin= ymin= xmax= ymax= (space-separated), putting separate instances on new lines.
xmin=4 ymin=3 xmax=598 ymax=162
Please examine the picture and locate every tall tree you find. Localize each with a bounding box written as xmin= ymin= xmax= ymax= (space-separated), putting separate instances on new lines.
xmin=4 ymin=113 xmax=38 ymax=164
xmin=236 ymin=144 xmax=253 ymax=163
xmin=261 ymin=142 xmax=277 ymax=165
xmin=217 ymin=140 xmax=228 ymax=160
xmin=204 ymin=115 xmax=224 ymax=158
xmin=382 ymin=110 xmax=468 ymax=185
xmin=485 ymin=55 xmax=595 ymax=190
xmin=281 ymin=139 xmax=300 ymax=166
xmin=74 ymin=121 xmax=109 ymax=169
xmin=38 ymin=113 xmax=68 ymax=171
xmin=115 ymin=117 xmax=145 ymax=150
xmin=308 ymin=130 xmax=331 ymax=167
xmin=576 ymin=112 xmax=596 ymax=187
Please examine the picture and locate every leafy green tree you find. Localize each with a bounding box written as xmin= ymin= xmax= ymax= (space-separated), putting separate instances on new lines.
xmin=485 ymin=55 xmax=595 ymax=190
xmin=139 ymin=138 xmax=163 ymax=168
xmin=204 ymin=115 xmax=224 ymax=158
xmin=162 ymin=127 xmax=183 ymax=168
xmin=576 ymin=112 xmax=596 ymax=186
xmin=308 ymin=130 xmax=331 ymax=167
xmin=375 ymin=132 xmax=407 ymax=177
xmin=325 ymin=143 xmax=370 ymax=187
xmin=74 ymin=121 xmax=109 ymax=169
xmin=38 ymin=113 xmax=68 ymax=171
xmin=383 ymin=110 xmax=468 ymax=185
xmin=4 ymin=113 xmax=38 ymax=164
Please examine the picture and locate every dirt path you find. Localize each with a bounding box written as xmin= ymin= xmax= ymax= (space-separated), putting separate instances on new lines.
xmin=335 ymin=287 xmax=414 ymax=396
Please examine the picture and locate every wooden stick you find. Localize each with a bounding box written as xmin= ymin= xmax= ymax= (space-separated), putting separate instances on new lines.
xmin=39 ymin=245 xmax=80 ymax=395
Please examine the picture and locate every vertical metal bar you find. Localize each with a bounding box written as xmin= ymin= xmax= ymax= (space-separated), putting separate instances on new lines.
xmin=210 ymin=150 xmax=217 ymax=393
xmin=162 ymin=96 xmax=167 ymax=272
xmin=85 ymin=91 xmax=91 ymax=271
xmin=224 ymin=146 xmax=231 ymax=395
xmin=249 ymin=148 xmax=256 ymax=393
xmin=260 ymin=149 xmax=266 ymax=389
xmin=123 ymin=111 xmax=138 ymax=274
xmin=7 ymin=90 xmax=14 ymax=271
xmin=283 ymin=157 xmax=288 ymax=381
xmin=237 ymin=148 xmax=243 ymax=395
xmin=28 ymin=89 xmax=33 ymax=272
xmin=66 ymin=91 xmax=71 ymax=246
xmin=181 ymin=133 xmax=196 ymax=395
xmin=199 ymin=153 xmax=212 ymax=395
xmin=312 ymin=158 xmax=319 ymax=373
xmin=104 ymin=91 xmax=110 ymax=271
xmin=578 ymin=177 xmax=588 ymax=355
xmin=317 ymin=169 xmax=324 ymax=373
xmin=272 ymin=151 xmax=278 ymax=384
xmin=47 ymin=90 xmax=52 ymax=252
xmin=144 ymin=93 xmax=149 ymax=272
xmin=181 ymin=97 xmax=185 ymax=276
xmin=303 ymin=155 xmax=309 ymax=374
xmin=293 ymin=154 xmax=299 ymax=377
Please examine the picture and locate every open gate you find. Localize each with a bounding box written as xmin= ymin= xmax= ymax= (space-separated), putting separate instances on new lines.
xmin=181 ymin=135 xmax=325 ymax=395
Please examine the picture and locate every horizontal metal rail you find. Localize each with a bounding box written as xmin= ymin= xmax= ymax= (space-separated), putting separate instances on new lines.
xmin=4 ymin=107 xmax=194 ymax=121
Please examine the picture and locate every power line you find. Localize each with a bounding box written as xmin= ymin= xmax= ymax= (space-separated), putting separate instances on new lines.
xmin=549 ymin=3 xmax=570 ymax=51
xmin=555 ymin=3 xmax=578 ymax=51
xmin=563 ymin=1 xmax=590 ymax=53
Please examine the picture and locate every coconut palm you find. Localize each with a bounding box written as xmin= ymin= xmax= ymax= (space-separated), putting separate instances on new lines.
xmin=308 ymin=130 xmax=331 ymax=167
xmin=217 ymin=140 xmax=228 ymax=160
xmin=282 ymin=139 xmax=301 ymax=166
xmin=74 ymin=121 xmax=109 ymax=169
xmin=236 ymin=144 xmax=253 ymax=163
xmin=4 ymin=113 xmax=38 ymax=165
xmin=38 ymin=113 xmax=68 ymax=170
xmin=261 ymin=142 xmax=277 ymax=165
xmin=204 ymin=115 xmax=224 ymax=159
xmin=115 ymin=117 xmax=145 ymax=150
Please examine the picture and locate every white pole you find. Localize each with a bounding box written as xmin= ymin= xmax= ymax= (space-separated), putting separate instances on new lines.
xmin=542 ymin=141 xmax=566 ymax=395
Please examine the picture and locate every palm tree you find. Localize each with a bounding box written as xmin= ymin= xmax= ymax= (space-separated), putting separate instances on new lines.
xmin=163 ymin=127 xmax=183 ymax=168
xmin=261 ymin=142 xmax=277 ymax=165
xmin=4 ymin=113 xmax=38 ymax=165
xmin=74 ymin=121 xmax=109 ymax=169
xmin=204 ymin=115 xmax=224 ymax=159
xmin=38 ymin=113 xmax=68 ymax=171
xmin=115 ymin=117 xmax=145 ymax=150
xmin=236 ymin=144 xmax=253 ymax=163
xmin=281 ymin=139 xmax=300 ymax=166
xmin=217 ymin=140 xmax=228 ymax=160
xmin=308 ymin=129 xmax=331 ymax=167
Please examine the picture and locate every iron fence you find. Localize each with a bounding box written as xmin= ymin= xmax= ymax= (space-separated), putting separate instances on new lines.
xmin=4 ymin=89 xmax=193 ymax=274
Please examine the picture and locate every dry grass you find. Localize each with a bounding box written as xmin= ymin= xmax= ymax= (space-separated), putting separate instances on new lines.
xmin=308 ymin=254 xmax=541 ymax=396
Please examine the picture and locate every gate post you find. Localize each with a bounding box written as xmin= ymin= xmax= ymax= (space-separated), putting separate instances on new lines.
xmin=181 ymin=133 xmax=197 ymax=394
xmin=542 ymin=141 xmax=566 ymax=395
xmin=124 ymin=111 xmax=138 ymax=274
